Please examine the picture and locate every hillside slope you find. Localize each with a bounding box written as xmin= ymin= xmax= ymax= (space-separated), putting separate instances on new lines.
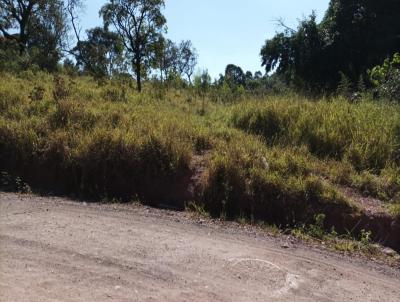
xmin=1 ymin=72 xmax=400 ymax=249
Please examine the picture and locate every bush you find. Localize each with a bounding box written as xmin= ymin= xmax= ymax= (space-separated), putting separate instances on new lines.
xmin=308 ymin=214 xmax=326 ymax=239
xmin=29 ymin=85 xmax=45 ymax=102
xmin=102 ymin=86 xmax=128 ymax=102
xmin=369 ymin=53 xmax=400 ymax=102
xmin=53 ymin=75 xmax=70 ymax=102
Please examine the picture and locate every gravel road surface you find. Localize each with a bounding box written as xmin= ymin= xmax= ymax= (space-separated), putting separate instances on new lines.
xmin=0 ymin=193 xmax=399 ymax=302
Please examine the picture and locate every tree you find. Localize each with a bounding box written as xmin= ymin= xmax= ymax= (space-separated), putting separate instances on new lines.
xmin=194 ymin=69 xmax=211 ymax=114
xmin=100 ymin=0 xmax=166 ymax=92
xmin=254 ymin=71 xmax=263 ymax=80
xmin=225 ymin=64 xmax=245 ymax=88
xmin=74 ymin=27 xmax=125 ymax=78
xmin=27 ymin=0 xmax=68 ymax=71
xmin=261 ymin=13 xmax=325 ymax=92
xmin=0 ymin=0 xmax=40 ymax=54
xmin=177 ymin=40 xmax=197 ymax=84
xmin=369 ymin=53 xmax=400 ymax=101
xmin=321 ymin=0 xmax=400 ymax=82
xmin=245 ymin=71 xmax=253 ymax=80
xmin=153 ymin=37 xmax=179 ymax=82
xmin=0 ymin=0 xmax=71 ymax=71
xmin=260 ymin=0 xmax=400 ymax=93
xmin=154 ymin=38 xmax=198 ymax=84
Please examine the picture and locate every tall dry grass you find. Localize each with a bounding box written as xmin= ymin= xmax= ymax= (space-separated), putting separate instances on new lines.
xmin=1 ymin=71 xmax=399 ymax=227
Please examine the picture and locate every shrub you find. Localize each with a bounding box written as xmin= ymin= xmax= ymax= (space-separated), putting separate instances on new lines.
xmin=308 ymin=214 xmax=326 ymax=239
xmin=102 ymin=86 xmax=128 ymax=102
xmin=0 ymin=90 xmax=23 ymax=112
xmin=49 ymin=100 xmax=97 ymax=130
xmin=369 ymin=53 xmax=400 ymax=102
xmin=29 ymin=85 xmax=45 ymax=102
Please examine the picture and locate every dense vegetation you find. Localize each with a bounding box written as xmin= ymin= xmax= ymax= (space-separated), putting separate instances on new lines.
xmin=1 ymin=72 xmax=400 ymax=230
xmin=261 ymin=0 xmax=400 ymax=93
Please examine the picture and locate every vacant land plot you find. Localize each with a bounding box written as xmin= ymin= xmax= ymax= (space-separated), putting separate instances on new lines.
xmin=1 ymin=73 xmax=400 ymax=249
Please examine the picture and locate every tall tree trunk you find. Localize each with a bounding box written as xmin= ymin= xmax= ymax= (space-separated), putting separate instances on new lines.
xmin=134 ymin=56 xmax=142 ymax=92
xmin=18 ymin=23 xmax=27 ymax=55
xmin=136 ymin=67 xmax=142 ymax=92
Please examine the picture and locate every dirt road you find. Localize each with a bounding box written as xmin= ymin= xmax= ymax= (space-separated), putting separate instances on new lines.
xmin=0 ymin=193 xmax=399 ymax=302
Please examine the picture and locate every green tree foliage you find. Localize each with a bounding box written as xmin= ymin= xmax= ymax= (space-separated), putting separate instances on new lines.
xmin=100 ymin=0 xmax=166 ymax=92
xmin=27 ymin=0 xmax=67 ymax=71
xmin=224 ymin=64 xmax=246 ymax=88
xmin=0 ymin=0 xmax=39 ymax=54
xmin=369 ymin=53 xmax=400 ymax=101
xmin=194 ymin=69 xmax=211 ymax=114
xmin=194 ymin=69 xmax=211 ymax=97
xmin=322 ymin=0 xmax=400 ymax=82
xmin=217 ymin=64 xmax=268 ymax=93
xmin=177 ymin=40 xmax=197 ymax=84
xmin=153 ymin=38 xmax=197 ymax=85
xmin=0 ymin=0 xmax=69 ymax=71
xmin=261 ymin=0 xmax=400 ymax=92
xmin=153 ymin=37 xmax=179 ymax=82
xmin=74 ymin=27 xmax=125 ymax=78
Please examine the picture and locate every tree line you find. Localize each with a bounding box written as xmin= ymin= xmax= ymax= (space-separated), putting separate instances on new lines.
xmin=261 ymin=0 xmax=400 ymax=94
xmin=1 ymin=0 xmax=399 ymax=97
xmin=0 ymin=0 xmax=198 ymax=91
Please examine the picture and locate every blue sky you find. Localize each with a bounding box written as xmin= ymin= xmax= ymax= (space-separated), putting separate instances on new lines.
xmin=79 ymin=0 xmax=330 ymax=78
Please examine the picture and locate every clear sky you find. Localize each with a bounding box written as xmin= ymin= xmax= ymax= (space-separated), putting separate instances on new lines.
xmin=79 ymin=0 xmax=330 ymax=78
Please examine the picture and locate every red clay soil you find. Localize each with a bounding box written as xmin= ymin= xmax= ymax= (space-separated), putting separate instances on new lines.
xmin=331 ymin=186 xmax=400 ymax=252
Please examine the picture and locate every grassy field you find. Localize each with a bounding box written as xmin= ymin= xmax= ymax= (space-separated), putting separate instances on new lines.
xmin=1 ymin=71 xmax=400 ymax=237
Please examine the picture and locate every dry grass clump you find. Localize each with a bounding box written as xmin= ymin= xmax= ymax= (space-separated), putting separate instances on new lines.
xmin=0 ymin=72 xmax=210 ymax=201
xmin=231 ymin=98 xmax=400 ymax=205
xmin=203 ymin=135 xmax=356 ymax=226
xmin=232 ymin=98 xmax=400 ymax=173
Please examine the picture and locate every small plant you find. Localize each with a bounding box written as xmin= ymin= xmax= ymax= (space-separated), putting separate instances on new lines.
xmin=357 ymin=75 xmax=366 ymax=94
xmin=15 ymin=177 xmax=31 ymax=193
xmin=337 ymin=71 xmax=352 ymax=98
xmin=334 ymin=240 xmax=358 ymax=252
xmin=53 ymin=75 xmax=69 ymax=102
xmin=291 ymin=227 xmax=312 ymax=241
xmin=262 ymin=223 xmax=281 ymax=236
xmin=103 ymin=86 xmax=128 ymax=102
xmin=0 ymin=171 xmax=31 ymax=193
xmin=388 ymin=203 xmax=400 ymax=219
xmin=360 ymin=229 xmax=372 ymax=246
xmin=29 ymin=85 xmax=45 ymax=101
xmin=186 ymin=201 xmax=209 ymax=218
xmin=308 ymin=213 xmax=326 ymax=239
xmin=0 ymin=171 xmax=12 ymax=190
xmin=237 ymin=212 xmax=248 ymax=225
xmin=194 ymin=70 xmax=211 ymax=115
